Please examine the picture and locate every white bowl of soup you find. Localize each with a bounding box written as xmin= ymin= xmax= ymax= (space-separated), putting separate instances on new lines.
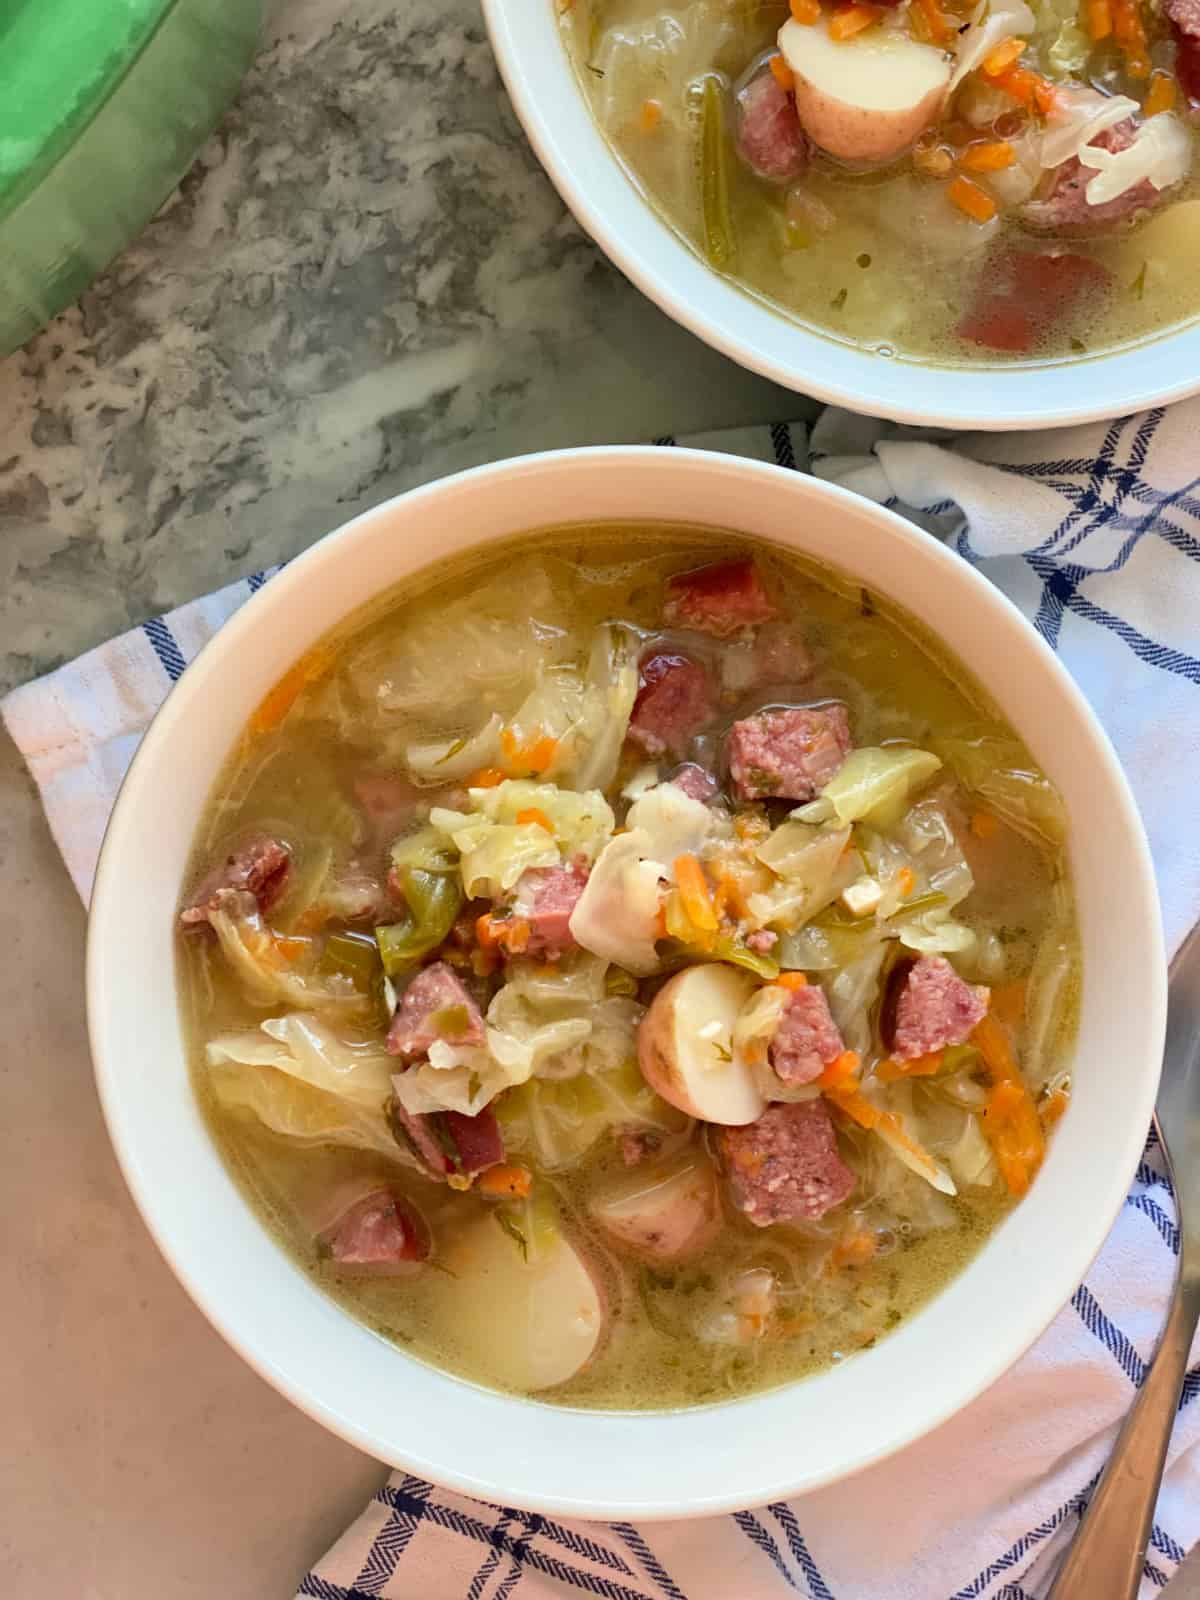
xmin=87 ymin=447 xmax=1164 ymax=1517
xmin=481 ymin=0 xmax=1200 ymax=428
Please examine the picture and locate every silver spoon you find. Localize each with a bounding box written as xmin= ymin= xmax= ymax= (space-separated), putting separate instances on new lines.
xmin=1048 ymin=920 xmax=1200 ymax=1600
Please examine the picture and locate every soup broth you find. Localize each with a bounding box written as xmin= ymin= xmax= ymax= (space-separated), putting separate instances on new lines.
xmin=562 ymin=0 xmax=1200 ymax=363
xmin=179 ymin=525 xmax=1079 ymax=1408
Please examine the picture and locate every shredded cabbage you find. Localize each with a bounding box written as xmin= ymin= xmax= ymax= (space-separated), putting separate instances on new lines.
xmin=818 ymin=747 xmax=942 ymax=829
xmin=1039 ymin=84 xmax=1140 ymax=171
xmin=567 ymin=626 xmax=641 ymax=793
xmin=951 ymin=0 xmax=1036 ymax=90
xmin=207 ymin=905 xmax=366 ymax=1015
xmin=823 ymin=934 xmax=889 ymax=1057
xmin=497 ymin=1055 xmax=684 ymax=1171
xmin=206 ymin=1015 xmax=400 ymax=1158
xmin=1079 ymin=113 xmax=1192 ymax=205
xmin=747 ymin=823 xmax=854 ymax=931
xmin=405 ymin=714 xmax=503 ymax=785
xmin=430 ymin=780 xmax=614 ymax=900
xmin=933 ymin=733 xmax=1066 ymax=847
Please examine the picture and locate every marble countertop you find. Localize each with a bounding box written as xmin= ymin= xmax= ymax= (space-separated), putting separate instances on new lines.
xmin=0 ymin=1 xmax=798 ymax=1594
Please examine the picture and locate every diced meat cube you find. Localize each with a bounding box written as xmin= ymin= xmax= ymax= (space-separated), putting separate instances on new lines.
xmin=663 ymin=557 xmax=777 ymax=639
xmin=619 ymin=1127 xmax=664 ymax=1166
xmin=719 ymin=1100 xmax=855 ymax=1226
xmin=513 ymin=862 xmax=589 ymax=959
xmin=770 ymin=984 xmax=844 ymax=1086
xmin=891 ymin=955 xmax=989 ymax=1062
xmin=1176 ymin=25 xmax=1200 ymax=104
xmin=956 ymin=248 xmax=1112 ymax=354
xmin=628 ymin=652 xmax=717 ymax=758
xmin=386 ymin=1098 xmax=504 ymax=1181
xmin=1022 ymin=122 xmax=1167 ymax=235
xmin=727 ymin=704 xmax=851 ymax=801
xmin=386 ymin=962 xmax=485 ymax=1058
xmin=746 ymin=929 xmax=778 ymax=954
xmin=320 ymin=1188 xmax=429 ymax=1274
xmin=444 ymin=1107 xmax=505 ymax=1175
xmin=179 ymin=834 xmax=291 ymax=928
xmin=354 ymin=771 xmax=422 ymax=850
xmin=736 ymin=68 xmax=811 ymax=185
xmin=670 ymin=762 xmax=721 ymax=803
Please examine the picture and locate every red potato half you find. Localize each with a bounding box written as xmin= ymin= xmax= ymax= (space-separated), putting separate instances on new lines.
xmin=778 ymin=17 xmax=952 ymax=165
xmin=638 ymin=963 xmax=765 ymax=1125
xmin=590 ymin=1152 xmax=721 ymax=1264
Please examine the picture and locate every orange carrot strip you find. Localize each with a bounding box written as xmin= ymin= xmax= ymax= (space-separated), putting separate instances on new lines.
xmin=959 ymin=140 xmax=1015 ymax=173
xmin=790 ymin=0 xmax=822 ymax=21
xmin=638 ymin=98 xmax=663 ymax=133
xmin=770 ymin=54 xmax=795 ymax=90
xmin=477 ymin=1164 xmax=533 ymax=1199
xmin=1111 ymin=0 xmax=1150 ymax=78
xmin=981 ymin=37 xmax=1025 ymax=76
xmin=970 ymin=808 xmax=1001 ymax=838
xmin=828 ymin=3 xmax=882 ymax=39
xmin=524 ymin=735 xmax=558 ymax=773
xmin=832 ymin=1230 xmax=878 ymax=1267
xmin=674 ymin=854 xmax=719 ymax=932
xmin=467 ymin=766 xmax=505 ymax=788
xmin=973 ymin=1011 xmax=1019 ymax=1084
xmin=983 ymin=1079 xmax=1045 ymax=1196
xmin=776 ymin=970 xmax=809 ymax=991
xmin=1144 ymin=71 xmax=1177 ymax=116
xmin=947 ymin=175 xmax=998 ymax=223
xmin=992 ymin=63 xmax=1060 ymax=114
xmin=897 ymin=866 xmax=916 ymax=897
xmin=248 ymin=644 xmax=333 ymax=737
xmin=1087 ymin=0 xmax=1112 ymax=37
xmin=497 ymin=917 xmax=530 ymax=955
xmin=876 ymin=1049 xmax=945 ymax=1082
xmin=273 ymin=935 xmax=309 ymax=963
xmin=825 ymin=1086 xmax=882 ymax=1128
xmin=516 ymin=807 xmax=554 ymax=832
xmin=476 ymin=913 xmax=501 ymax=949
xmin=816 ymin=1050 xmax=862 ymax=1090
xmin=913 ymin=0 xmax=953 ymax=45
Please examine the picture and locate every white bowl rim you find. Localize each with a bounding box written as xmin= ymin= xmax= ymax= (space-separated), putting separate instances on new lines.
xmin=481 ymin=0 xmax=1200 ymax=432
xmin=86 ymin=446 xmax=1166 ymax=1518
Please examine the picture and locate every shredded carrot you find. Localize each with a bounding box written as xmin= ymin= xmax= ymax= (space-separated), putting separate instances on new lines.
xmin=500 ymin=728 xmax=559 ymax=775
xmin=973 ymin=1013 xmax=1044 ymax=1197
xmin=825 ymin=1086 xmax=882 ymax=1129
xmin=248 ymin=645 xmax=333 ymax=737
xmin=947 ymin=174 xmax=998 ymax=224
xmin=876 ymin=1049 xmax=945 ymax=1082
xmin=896 ymin=866 xmax=916 ymax=898
xmin=790 ymin=0 xmax=822 ymax=21
xmin=1086 ymin=0 xmax=1112 ymax=37
xmin=769 ymin=54 xmax=795 ymax=91
xmin=959 ymin=140 xmax=1015 ymax=173
xmin=912 ymin=0 xmax=953 ymax=45
xmin=832 ymin=1230 xmax=878 ymax=1268
xmin=776 ymin=970 xmax=809 ymax=991
xmin=828 ymin=2 xmax=882 ymax=38
xmin=713 ymin=867 xmax=749 ymax=919
xmin=476 ymin=913 xmax=501 ymax=950
xmin=477 ymin=1164 xmax=533 ymax=1199
xmin=817 ymin=1050 xmax=862 ymax=1090
xmin=1144 ymin=70 xmax=1177 ymax=116
xmin=638 ymin=98 xmax=663 ymax=133
xmin=991 ymin=979 xmax=1027 ymax=1026
xmin=272 ymin=935 xmax=308 ymax=963
xmin=970 ymin=808 xmax=1000 ymax=839
xmin=1039 ymin=1086 xmax=1071 ymax=1131
xmin=471 ymin=946 xmax=500 ymax=977
xmin=1111 ymin=0 xmax=1150 ymax=78
xmin=992 ymin=63 xmax=1060 ymax=114
xmin=467 ymin=766 xmax=505 ymax=788
xmin=516 ymin=807 xmax=554 ymax=832
xmin=497 ymin=917 xmax=530 ymax=956
xmin=674 ymin=854 xmax=719 ymax=932
xmin=981 ymin=36 xmax=1025 ymax=76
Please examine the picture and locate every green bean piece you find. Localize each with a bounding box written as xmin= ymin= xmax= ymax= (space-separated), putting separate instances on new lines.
xmin=700 ymin=75 xmax=737 ymax=273
xmin=375 ymin=867 xmax=463 ymax=977
xmin=318 ymin=929 xmax=383 ymax=988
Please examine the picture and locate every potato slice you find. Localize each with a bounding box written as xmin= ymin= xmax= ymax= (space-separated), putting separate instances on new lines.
xmin=590 ymin=1152 xmax=720 ymax=1263
xmin=638 ymin=963 xmax=765 ymax=1124
xmin=441 ymin=1212 xmax=606 ymax=1391
xmin=778 ymin=17 xmax=951 ymax=165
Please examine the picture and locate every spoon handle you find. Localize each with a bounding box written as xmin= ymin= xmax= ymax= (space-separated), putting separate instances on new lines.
xmin=1047 ymin=1271 xmax=1200 ymax=1600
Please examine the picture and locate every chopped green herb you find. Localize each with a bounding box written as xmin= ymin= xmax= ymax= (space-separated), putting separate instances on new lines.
xmin=830 ymin=288 xmax=847 ymax=311
xmin=856 ymin=253 xmax=871 ymax=269
xmin=860 ymin=587 xmax=876 ymax=617
xmin=890 ymin=890 xmax=949 ymax=919
xmin=433 ymin=736 xmax=467 ymax=766
xmin=700 ymin=75 xmax=736 ymax=271
xmin=1070 ymin=337 xmax=1087 ymax=354
xmin=1130 ymin=261 xmax=1147 ymax=300
xmin=495 ymin=1208 xmax=529 ymax=1262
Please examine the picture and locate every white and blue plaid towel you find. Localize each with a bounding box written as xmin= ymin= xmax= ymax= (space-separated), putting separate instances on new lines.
xmin=6 ymin=406 xmax=1200 ymax=1600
